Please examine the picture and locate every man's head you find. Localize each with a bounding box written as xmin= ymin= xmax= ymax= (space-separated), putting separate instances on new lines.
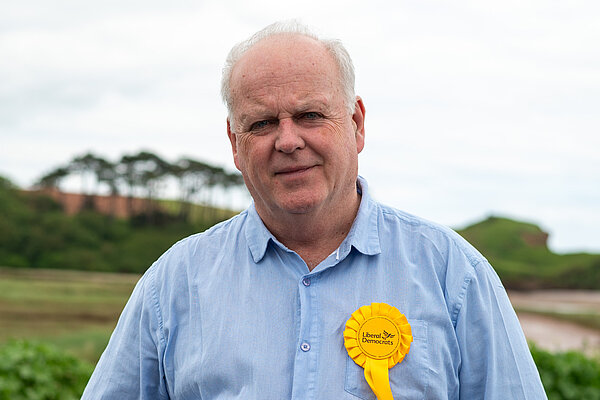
xmin=223 ymin=21 xmax=365 ymax=225
xmin=221 ymin=21 xmax=356 ymax=123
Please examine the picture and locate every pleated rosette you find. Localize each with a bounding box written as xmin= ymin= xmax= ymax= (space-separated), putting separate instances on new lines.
xmin=343 ymin=302 xmax=413 ymax=400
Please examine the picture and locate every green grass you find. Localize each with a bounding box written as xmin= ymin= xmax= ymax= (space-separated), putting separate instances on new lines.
xmin=0 ymin=267 xmax=139 ymax=364
xmin=33 ymin=328 xmax=114 ymax=365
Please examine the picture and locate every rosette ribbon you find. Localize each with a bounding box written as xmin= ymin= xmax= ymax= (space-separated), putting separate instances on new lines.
xmin=344 ymin=303 xmax=412 ymax=400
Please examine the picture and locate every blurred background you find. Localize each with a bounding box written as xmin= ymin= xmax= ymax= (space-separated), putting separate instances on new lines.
xmin=1 ymin=1 xmax=599 ymax=398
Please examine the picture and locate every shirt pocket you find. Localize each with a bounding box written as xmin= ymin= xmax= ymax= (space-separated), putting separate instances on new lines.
xmin=344 ymin=320 xmax=429 ymax=400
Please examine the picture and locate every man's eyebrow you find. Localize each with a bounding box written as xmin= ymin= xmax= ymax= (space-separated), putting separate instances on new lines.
xmin=296 ymin=97 xmax=330 ymax=110
xmin=237 ymin=110 xmax=273 ymax=125
xmin=295 ymin=104 xmax=327 ymax=114
xmin=236 ymin=98 xmax=332 ymax=125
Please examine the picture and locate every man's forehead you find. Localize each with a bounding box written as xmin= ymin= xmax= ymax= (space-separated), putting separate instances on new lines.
xmin=229 ymin=35 xmax=342 ymax=121
xmin=239 ymin=34 xmax=329 ymax=65
xmin=230 ymin=34 xmax=335 ymax=86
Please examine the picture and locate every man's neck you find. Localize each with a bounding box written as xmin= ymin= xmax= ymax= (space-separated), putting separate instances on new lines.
xmin=257 ymin=192 xmax=361 ymax=271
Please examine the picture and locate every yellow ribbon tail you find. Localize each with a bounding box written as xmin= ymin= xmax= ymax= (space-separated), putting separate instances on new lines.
xmin=364 ymin=358 xmax=394 ymax=400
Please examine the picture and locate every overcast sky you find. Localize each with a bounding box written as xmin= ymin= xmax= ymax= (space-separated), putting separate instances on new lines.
xmin=1 ymin=1 xmax=599 ymax=253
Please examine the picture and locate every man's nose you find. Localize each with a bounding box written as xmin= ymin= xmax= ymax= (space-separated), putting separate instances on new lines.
xmin=274 ymin=118 xmax=305 ymax=153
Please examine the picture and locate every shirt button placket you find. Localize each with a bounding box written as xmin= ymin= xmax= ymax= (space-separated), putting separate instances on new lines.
xmin=291 ymin=274 xmax=317 ymax=399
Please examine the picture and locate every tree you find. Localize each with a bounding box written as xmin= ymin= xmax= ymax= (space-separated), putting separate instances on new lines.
xmin=36 ymin=167 xmax=69 ymax=191
xmin=96 ymin=158 xmax=119 ymax=217
xmin=68 ymin=153 xmax=112 ymax=211
xmin=68 ymin=153 xmax=109 ymax=195
xmin=35 ymin=167 xmax=70 ymax=211
xmin=33 ymin=151 xmax=244 ymax=224
xmin=117 ymin=151 xmax=171 ymax=220
xmin=173 ymin=158 xmax=213 ymax=221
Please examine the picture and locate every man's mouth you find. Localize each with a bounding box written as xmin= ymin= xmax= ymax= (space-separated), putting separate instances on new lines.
xmin=275 ymin=165 xmax=314 ymax=175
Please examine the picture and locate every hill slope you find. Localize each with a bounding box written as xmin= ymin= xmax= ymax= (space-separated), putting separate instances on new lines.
xmin=0 ymin=176 xmax=229 ymax=273
xmin=457 ymin=216 xmax=600 ymax=289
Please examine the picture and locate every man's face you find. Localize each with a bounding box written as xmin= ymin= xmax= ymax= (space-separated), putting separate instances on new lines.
xmin=227 ymin=35 xmax=365 ymax=221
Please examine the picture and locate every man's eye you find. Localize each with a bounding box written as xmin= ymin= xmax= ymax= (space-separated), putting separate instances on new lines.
xmin=249 ymin=120 xmax=271 ymax=131
xmin=301 ymin=112 xmax=322 ymax=120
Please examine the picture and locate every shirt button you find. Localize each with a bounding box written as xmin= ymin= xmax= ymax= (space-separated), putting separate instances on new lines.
xmin=300 ymin=342 xmax=311 ymax=352
xmin=302 ymin=277 xmax=311 ymax=287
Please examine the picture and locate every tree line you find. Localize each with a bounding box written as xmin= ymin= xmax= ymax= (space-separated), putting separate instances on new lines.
xmin=36 ymin=151 xmax=246 ymax=222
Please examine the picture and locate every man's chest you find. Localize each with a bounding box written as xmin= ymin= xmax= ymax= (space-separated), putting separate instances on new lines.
xmin=161 ymin=260 xmax=460 ymax=399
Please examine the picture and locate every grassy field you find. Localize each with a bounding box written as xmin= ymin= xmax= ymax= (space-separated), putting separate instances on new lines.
xmin=0 ymin=266 xmax=139 ymax=364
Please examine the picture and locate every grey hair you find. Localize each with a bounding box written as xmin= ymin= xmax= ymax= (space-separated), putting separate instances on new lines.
xmin=220 ymin=20 xmax=356 ymax=120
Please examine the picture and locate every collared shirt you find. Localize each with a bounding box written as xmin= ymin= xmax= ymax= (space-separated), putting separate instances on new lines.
xmin=82 ymin=177 xmax=547 ymax=400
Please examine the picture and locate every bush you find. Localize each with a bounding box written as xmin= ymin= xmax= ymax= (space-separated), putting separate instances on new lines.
xmin=0 ymin=340 xmax=92 ymax=400
xmin=530 ymin=344 xmax=600 ymax=399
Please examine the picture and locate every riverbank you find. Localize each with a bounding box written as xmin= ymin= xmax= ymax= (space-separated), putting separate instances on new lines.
xmin=510 ymin=290 xmax=600 ymax=356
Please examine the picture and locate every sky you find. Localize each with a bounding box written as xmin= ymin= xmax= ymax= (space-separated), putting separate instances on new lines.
xmin=1 ymin=1 xmax=599 ymax=253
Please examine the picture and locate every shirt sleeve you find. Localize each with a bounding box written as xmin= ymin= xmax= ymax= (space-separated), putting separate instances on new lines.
xmin=81 ymin=265 xmax=169 ymax=400
xmin=455 ymin=260 xmax=547 ymax=399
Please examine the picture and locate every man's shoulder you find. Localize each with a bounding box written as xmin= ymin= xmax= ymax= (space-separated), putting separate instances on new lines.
xmin=148 ymin=210 xmax=250 ymax=274
xmin=376 ymin=202 xmax=459 ymax=239
xmin=374 ymin=200 xmax=486 ymax=267
xmin=172 ymin=209 xmax=249 ymax=249
xmin=127 ymin=210 xmax=252 ymax=307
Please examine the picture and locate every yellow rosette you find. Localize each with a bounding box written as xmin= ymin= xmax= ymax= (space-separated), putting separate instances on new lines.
xmin=344 ymin=303 xmax=412 ymax=400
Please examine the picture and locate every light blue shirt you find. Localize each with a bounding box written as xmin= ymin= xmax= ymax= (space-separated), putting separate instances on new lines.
xmin=82 ymin=177 xmax=546 ymax=399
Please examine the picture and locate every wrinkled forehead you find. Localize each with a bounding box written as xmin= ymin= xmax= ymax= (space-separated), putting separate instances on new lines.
xmin=229 ymin=35 xmax=342 ymax=108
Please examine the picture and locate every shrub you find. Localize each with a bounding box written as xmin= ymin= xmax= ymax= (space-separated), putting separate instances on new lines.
xmin=530 ymin=344 xmax=600 ymax=399
xmin=0 ymin=340 xmax=92 ymax=400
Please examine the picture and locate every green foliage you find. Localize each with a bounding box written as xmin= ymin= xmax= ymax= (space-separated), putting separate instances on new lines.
xmin=457 ymin=216 xmax=600 ymax=289
xmin=0 ymin=340 xmax=92 ymax=400
xmin=530 ymin=344 xmax=600 ymax=400
xmin=0 ymin=176 xmax=220 ymax=273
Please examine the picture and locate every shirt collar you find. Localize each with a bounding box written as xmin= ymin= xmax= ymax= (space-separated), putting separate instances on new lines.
xmin=244 ymin=175 xmax=381 ymax=263
xmin=245 ymin=202 xmax=275 ymax=263
xmin=343 ymin=176 xmax=382 ymax=256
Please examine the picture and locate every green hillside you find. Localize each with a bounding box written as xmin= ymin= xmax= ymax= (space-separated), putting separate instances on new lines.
xmin=0 ymin=176 xmax=230 ymax=274
xmin=457 ymin=216 xmax=600 ymax=289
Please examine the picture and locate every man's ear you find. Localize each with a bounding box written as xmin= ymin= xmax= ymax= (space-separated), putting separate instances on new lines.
xmin=227 ymin=119 xmax=241 ymax=171
xmin=352 ymin=96 xmax=366 ymax=154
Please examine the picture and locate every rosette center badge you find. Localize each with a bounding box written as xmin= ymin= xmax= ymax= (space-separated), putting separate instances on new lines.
xmin=357 ymin=316 xmax=401 ymax=359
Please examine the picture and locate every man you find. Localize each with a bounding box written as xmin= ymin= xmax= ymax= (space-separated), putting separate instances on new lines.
xmin=83 ymin=21 xmax=547 ymax=399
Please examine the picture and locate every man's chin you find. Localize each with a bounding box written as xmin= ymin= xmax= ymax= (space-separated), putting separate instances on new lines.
xmin=275 ymin=196 xmax=322 ymax=216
